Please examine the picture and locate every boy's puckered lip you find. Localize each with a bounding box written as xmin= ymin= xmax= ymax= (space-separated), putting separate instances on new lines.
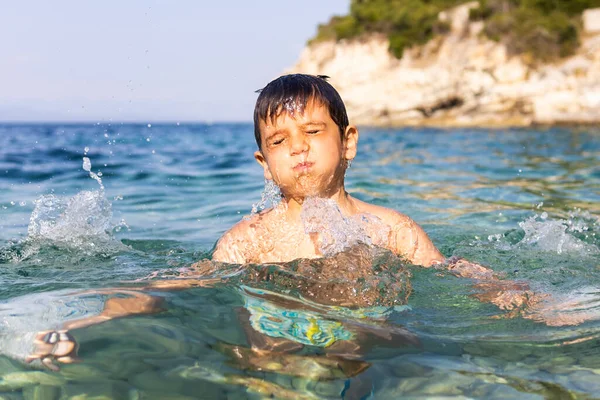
xmin=293 ymin=161 xmax=314 ymax=172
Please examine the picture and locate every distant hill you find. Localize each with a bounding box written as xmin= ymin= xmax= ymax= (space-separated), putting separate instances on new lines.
xmin=311 ymin=0 xmax=600 ymax=62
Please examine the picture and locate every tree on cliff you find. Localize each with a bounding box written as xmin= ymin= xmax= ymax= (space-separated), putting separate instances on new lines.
xmin=311 ymin=0 xmax=600 ymax=61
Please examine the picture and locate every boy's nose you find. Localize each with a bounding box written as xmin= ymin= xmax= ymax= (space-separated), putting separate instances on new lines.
xmin=289 ymin=134 xmax=309 ymax=155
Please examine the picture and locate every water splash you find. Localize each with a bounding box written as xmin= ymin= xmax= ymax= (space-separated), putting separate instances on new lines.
xmin=1 ymin=156 xmax=126 ymax=262
xmin=28 ymin=191 xmax=113 ymax=245
xmin=488 ymin=210 xmax=599 ymax=255
xmin=250 ymin=180 xmax=281 ymax=214
xmin=300 ymin=197 xmax=375 ymax=257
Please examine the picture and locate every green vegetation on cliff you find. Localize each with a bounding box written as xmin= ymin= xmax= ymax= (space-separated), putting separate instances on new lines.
xmin=311 ymin=0 xmax=600 ymax=61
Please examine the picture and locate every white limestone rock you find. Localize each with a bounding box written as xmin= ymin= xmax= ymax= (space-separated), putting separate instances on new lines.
xmin=288 ymin=4 xmax=600 ymax=126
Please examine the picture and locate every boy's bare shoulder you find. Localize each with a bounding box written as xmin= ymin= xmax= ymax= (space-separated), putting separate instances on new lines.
xmin=225 ymin=214 xmax=259 ymax=237
xmin=353 ymin=197 xmax=444 ymax=266
xmin=223 ymin=211 xmax=270 ymax=241
xmin=212 ymin=210 xmax=274 ymax=264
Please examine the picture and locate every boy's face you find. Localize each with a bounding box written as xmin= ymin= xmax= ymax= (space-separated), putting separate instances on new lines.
xmin=254 ymin=100 xmax=357 ymax=201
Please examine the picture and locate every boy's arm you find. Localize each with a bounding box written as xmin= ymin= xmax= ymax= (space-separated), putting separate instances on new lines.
xmin=28 ymin=276 xmax=224 ymax=370
xmin=388 ymin=216 xmax=553 ymax=316
xmin=390 ymin=214 xmax=496 ymax=278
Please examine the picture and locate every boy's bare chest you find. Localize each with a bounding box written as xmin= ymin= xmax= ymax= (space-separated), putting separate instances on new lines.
xmin=244 ymin=216 xmax=392 ymax=264
xmin=248 ymin=226 xmax=320 ymax=264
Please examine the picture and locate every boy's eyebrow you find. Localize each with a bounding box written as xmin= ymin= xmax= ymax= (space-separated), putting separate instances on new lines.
xmin=265 ymin=129 xmax=286 ymax=141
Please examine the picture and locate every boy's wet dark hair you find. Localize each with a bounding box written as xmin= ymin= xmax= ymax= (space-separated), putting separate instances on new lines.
xmin=253 ymin=74 xmax=349 ymax=149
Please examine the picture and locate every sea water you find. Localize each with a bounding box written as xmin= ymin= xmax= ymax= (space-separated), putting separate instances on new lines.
xmin=0 ymin=123 xmax=599 ymax=398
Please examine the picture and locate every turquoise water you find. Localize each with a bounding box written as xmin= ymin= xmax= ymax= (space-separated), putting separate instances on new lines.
xmin=0 ymin=123 xmax=599 ymax=399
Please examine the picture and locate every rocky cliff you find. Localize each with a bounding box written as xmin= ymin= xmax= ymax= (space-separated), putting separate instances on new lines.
xmin=287 ymin=3 xmax=600 ymax=127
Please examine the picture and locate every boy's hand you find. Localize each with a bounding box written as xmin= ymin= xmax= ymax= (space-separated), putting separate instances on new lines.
xmin=444 ymin=257 xmax=496 ymax=280
xmin=25 ymin=330 xmax=79 ymax=371
xmin=447 ymin=257 xmax=597 ymax=326
xmin=443 ymin=257 xmax=552 ymax=319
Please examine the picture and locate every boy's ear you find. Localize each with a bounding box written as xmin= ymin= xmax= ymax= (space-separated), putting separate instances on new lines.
xmin=254 ymin=150 xmax=273 ymax=180
xmin=343 ymin=125 xmax=359 ymax=161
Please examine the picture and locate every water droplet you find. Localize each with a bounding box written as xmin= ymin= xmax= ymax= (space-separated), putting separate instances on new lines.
xmin=82 ymin=157 xmax=92 ymax=172
xmin=19 ymin=201 xmax=26 ymax=206
xmin=10 ymin=201 xmax=15 ymax=206
xmin=146 ymin=138 xmax=151 ymax=142
xmin=152 ymin=150 xmax=155 ymax=154
xmin=84 ymin=146 xmax=90 ymax=153
xmin=176 ymin=122 xmax=180 ymax=126
xmin=97 ymin=171 xmax=103 ymax=177
xmin=147 ymin=124 xmax=152 ymax=128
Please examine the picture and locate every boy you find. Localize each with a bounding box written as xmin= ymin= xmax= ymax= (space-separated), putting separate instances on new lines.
xmin=27 ymin=74 xmax=577 ymax=372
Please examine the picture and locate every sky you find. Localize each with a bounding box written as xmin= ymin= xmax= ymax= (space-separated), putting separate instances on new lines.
xmin=0 ymin=1 xmax=349 ymax=122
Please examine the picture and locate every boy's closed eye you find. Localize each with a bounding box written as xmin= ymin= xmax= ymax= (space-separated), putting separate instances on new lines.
xmin=266 ymin=133 xmax=285 ymax=146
